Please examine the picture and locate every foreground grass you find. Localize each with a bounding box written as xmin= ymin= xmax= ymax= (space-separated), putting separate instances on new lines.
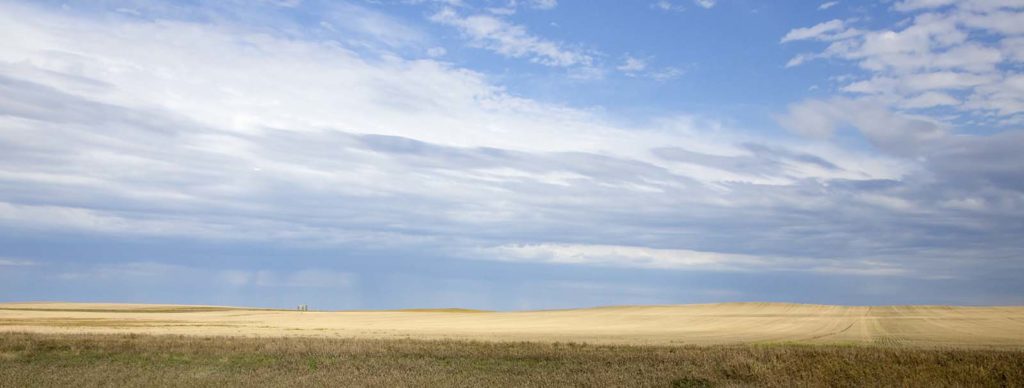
xmin=0 ymin=333 xmax=1021 ymax=387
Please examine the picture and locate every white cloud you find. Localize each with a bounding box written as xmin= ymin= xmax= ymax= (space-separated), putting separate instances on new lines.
xmin=1 ymin=1 xmax=1020 ymax=280
xmin=616 ymin=56 xmax=685 ymax=81
xmin=780 ymin=19 xmax=847 ymax=43
xmin=784 ymin=53 xmax=815 ymax=67
xmin=901 ymin=91 xmax=960 ymax=108
xmin=650 ymin=66 xmax=685 ymax=81
xmin=484 ymin=243 xmax=766 ymax=270
xmin=430 ymin=7 xmax=593 ymax=68
xmin=693 ymin=0 xmax=716 ymax=9
xmin=486 ymin=0 xmax=558 ymax=15
xmin=617 ymin=56 xmax=648 ymax=73
xmin=526 ymin=0 xmax=557 ymax=10
xmin=893 ymin=0 xmax=957 ymax=12
xmin=1003 ymin=37 xmax=1024 ymax=62
xmin=320 ymin=2 xmax=431 ymax=49
xmin=266 ymin=0 xmax=303 ymax=7
xmin=819 ymin=1 xmax=839 ymax=10
xmin=426 ymin=46 xmax=447 ymax=57
xmin=959 ymin=9 xmax=1024 ymax=35
xmin=0 ymin=258 xmax=35 ymax=266
xmin=843 ymin=72 xmax=995 ymax=94
xmin=964 ymin=74 xmax=1024 ymax=116
xmin=651 ymin=0 xmax=715 ymax=11
xmin=777 ymin=97 xmax=948 ymax=156
xmin=480 ymin=243 xmax=913 ymax=276
xmin=783 ymin=2 xmax=1024 ymax=117
xmin=0 ymin=1 xmax=892 ymax=240
xmin=651 ymin=0 xmax=685 ymax=12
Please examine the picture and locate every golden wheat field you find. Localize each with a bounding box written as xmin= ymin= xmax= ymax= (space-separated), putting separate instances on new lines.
xmin=2 ymin=302 xmax=1023 ymax=348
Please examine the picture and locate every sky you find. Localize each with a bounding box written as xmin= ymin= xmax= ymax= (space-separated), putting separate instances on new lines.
xmin=1 ymin=0 xmax=1023 ymax=310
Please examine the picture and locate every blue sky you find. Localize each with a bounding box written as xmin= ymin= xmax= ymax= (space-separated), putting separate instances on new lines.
xmin=1 ymin=0 xmax=1023 ymax=309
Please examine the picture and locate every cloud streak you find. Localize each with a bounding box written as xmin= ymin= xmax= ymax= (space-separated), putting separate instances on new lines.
xmin=430 ymin=7 xmax=593 ymax=68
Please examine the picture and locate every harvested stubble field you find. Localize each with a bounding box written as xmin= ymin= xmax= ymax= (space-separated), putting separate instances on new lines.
xmin=2 ymin=302 xmax=1024 ymax=348
xmin=1 ymin=302 xmax=1023 ymax=386
xmin=1 ymin=332 xmax=1023 ymax=387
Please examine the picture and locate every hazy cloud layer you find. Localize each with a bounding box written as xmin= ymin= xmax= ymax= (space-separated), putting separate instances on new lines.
xmin=0 ymin=1 xmax=1022 ymax=307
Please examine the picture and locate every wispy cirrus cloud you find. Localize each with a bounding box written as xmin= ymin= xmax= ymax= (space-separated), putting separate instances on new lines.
xmin=0 ymin=258 xmax=35 ymax=266
xmin=430 ymin=7 xmax=594 ymax=68
xmin=780 ymin=19 xmax=849 ymax=43
xmin=616 ymin=56 xmax=685 ymax=80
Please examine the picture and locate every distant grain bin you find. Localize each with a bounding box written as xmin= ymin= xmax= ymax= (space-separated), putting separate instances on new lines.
xmin=297 ymin=304 xmax=308 ymax=311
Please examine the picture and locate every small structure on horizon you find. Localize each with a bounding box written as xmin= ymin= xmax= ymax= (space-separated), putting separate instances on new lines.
xmin=297 ymin=304 xmax=308 ymax=311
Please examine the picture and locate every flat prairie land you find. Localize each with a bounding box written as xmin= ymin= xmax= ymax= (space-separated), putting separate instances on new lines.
xmin=2 ymin=302 xmax=1023 ymax=348
xmin=1 ymin=332 xmax=1023 ymax=387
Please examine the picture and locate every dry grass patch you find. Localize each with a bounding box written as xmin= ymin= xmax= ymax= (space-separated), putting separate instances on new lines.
xmin=1 ymin=332 xmax=1022 ymax=387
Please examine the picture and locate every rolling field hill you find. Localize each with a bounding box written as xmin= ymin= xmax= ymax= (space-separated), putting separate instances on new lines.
xmin=2 ymin=302 xmax=1023 ymax=348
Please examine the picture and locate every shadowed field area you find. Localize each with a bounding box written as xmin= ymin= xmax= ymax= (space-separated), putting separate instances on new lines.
xmin=2 ymin=302 xmax=1023 ymax=348
xmin=1 ymin=332 xmax=1022 ymax=387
